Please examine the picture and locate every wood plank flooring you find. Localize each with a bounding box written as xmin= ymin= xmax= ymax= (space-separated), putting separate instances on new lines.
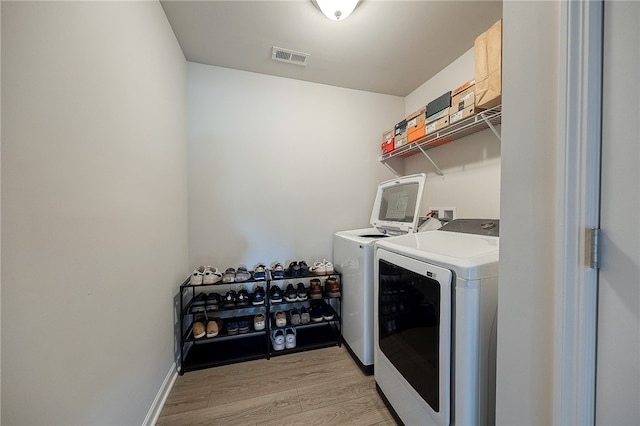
xmin=157 ymin=346 xmax=399 ymax=426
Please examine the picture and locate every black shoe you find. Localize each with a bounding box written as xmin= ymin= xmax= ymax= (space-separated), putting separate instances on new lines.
xmin=269 ymin=285 xmax=283 ymax=303
xmin=296 ymin=282 xmax=308 ymax=301
xmin=223 ymin=290 xmax=237 ymax=308
xmin=251 ymin=285 xmax=265 ymax=305
xmin=284 ymin=283 xmax=298 ymax=302
xmin=321 ymin=301 xmax=335 ymax=321
xmin=299 ymin=261 xmax=309 ymax=276
xmin=237 ymin=288 xmax=250 ymax=306
xmin=285 ymin=261 xmax=300 ymax=277
xmin=206 ymin=293 xmax=220 ymax=311
xmin=309 ymin=302 xmax=323 ymax=323
xmin=190 ymin=293 xmax=207 ymax=313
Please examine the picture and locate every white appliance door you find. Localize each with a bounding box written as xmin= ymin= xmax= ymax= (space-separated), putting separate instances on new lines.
xmin=375 ymin=248 xmax=453 ymax=426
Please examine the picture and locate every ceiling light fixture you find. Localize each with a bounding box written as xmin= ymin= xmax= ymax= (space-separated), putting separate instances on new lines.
xmin=313 ymin=0 xmax=360 ymax=21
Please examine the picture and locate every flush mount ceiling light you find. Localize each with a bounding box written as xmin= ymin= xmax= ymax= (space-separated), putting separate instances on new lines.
xmin=313 ymin=0 xmax=361 ymax=21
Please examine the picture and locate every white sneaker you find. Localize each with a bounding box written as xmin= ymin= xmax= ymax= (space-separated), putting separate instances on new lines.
xmin=271 ymin=329 xmax=285 ymax=351
xmin=254 ymin=313 xmax=266 ymax=331
xmin=202 ymin=266 xmax=223 ymax=285
xmin=310 ymin=260 xmax=326 ymax=275
xmin=189 ymin=266 xmax=205 ymax=285
xmin=323 ymin=259 xmax=335 ymax=274
xmin=274 ymin=311 xmax=287 ymax=328
xmin=285 ymin=327 xmax=297 ymax=349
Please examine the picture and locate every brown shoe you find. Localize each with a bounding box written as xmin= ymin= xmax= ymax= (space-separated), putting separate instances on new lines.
xmin=309 ymin=278 xmax=322 ymax=299
xmin=324 ymin=277 xmax=341 ymax=297
xmin=206 ymin=318 xmax=221 ymax=338
xmin=193 ymin=319 xmax=206 ymax=339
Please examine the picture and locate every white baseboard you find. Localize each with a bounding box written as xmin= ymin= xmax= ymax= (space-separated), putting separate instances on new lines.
xmin=143 ymin=362 xmax=178 ymax=426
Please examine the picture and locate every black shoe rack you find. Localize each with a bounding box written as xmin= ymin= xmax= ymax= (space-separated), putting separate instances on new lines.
xmin=178 ymin=269 xmax=342 ymax=375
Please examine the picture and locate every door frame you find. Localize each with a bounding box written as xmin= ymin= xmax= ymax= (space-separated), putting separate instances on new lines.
xmin=553 ymin=0 xmax=603 ymax=424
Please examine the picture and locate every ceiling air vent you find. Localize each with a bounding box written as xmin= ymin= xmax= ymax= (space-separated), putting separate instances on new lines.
xmin=271 ymin=46 xmax=310 ymax=67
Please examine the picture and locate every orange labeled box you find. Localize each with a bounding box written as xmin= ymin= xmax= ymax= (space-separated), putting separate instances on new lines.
xmin=406 ymin=108 xmax=426 ymax=143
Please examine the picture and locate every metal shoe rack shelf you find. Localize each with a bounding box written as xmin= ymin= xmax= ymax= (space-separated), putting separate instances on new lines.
xmin=178 ymin=270 xmax=342 ymax=375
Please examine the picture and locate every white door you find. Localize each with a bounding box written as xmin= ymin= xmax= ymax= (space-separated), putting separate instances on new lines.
xmin=596 ymin=1 xmax=640 ymax=424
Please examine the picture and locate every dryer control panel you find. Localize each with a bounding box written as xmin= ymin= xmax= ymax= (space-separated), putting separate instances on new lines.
xmin=439 ymin=218 xmax=500 ymax=237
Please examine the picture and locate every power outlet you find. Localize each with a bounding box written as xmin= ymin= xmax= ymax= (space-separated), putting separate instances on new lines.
xmin=429 ymin=207 xmax=457 ymax=221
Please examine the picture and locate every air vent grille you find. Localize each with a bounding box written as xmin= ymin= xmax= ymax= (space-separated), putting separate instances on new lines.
xmin=272 ymin=46 xmax=310 ymax=66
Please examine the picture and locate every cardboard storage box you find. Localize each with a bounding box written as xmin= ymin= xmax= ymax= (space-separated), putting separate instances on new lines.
xmin=406 ymin=107 xmax=426 ymax=129
xmin=408 ymin=125 xmax=425 ymax=143
xmin=400 ymin=107 xmax=425 ymax=143
xmin=475 ymin=19 xmax=502 ymax=109
xmin=381 ymin=139 xmax=395 ymax=154
xmin=426 ymin=114 xmax=450 ymax=134
xmin=394 ymin=132 xmax=408 ymax=149
xmin=394 ymin=119 xmax=407 ymax=137
xmin=451 ymin=85 xmax=475 ymax=113
xmin=426 ymin=107 xmax=450 ymax=123
xmin=452 ymin=79 xmax=475 ymax=97
xmin=450 ymin=105 xmax=476 ymax=124
xmin=382 ymin=128 xmax=394 ymax=143
xmin=427 ymin=91 xmax=452 ymax=121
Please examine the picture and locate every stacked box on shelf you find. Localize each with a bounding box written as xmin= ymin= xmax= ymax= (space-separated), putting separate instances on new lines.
xmin=450 ymin=80 xmax=477 ymax=124
xmin=381 ymin=128 xmax=394 ymax=154
xmin=394 ymin=118 xmax=408 ymax=150
xmin=406 ymin=106 xmax=427 ymax=143
xmin=424 ymin=91 xmax=452 ymax=146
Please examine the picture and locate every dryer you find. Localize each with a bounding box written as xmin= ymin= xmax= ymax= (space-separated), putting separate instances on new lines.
xmin=333 ymin=174 xmax=428 ymax=372
xmin=374 ymin=219 xmax=499 ymax=426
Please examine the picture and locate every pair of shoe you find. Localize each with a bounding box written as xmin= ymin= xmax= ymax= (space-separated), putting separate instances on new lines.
xmin=222 ymin=266 xmax=252 ymax=283
xmin=193 ymin=316 xmax=222 ymax=339
xmin=226 ymin=319 xmax=251 ymax=335
xmin=284 ymin=283 xmax=308 ymax=302
xmin=222 ymin=288 xmax=251 ymax=308
xmin=309 ymin=259 xmax=334 ymax=275
xmin=285 ymin=261 xmax=309 ymax=277
xmin=309 ymin=300 xmax=335 ymax=323
xmin=189 ymin=266 xmax=223 ymax=285
xmin=271 ymin=327 xmax=296 ymax=351
xmin=190 ymin=292 xmax=221 ymax=313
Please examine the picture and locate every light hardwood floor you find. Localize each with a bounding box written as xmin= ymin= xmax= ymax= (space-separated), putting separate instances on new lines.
xmin=157 ymin=346 xmax=399 ymax=426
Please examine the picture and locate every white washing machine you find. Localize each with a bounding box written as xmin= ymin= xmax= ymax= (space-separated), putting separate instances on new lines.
xmin=374 ymin=219 xmax=499 ymax=426
xmin=333 ymin=174 xmax=429 ymax=372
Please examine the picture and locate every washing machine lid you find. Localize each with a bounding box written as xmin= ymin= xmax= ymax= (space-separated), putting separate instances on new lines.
xmin=370 ymin=173 xmax=426 ymax=235
xmin=334 ymin=228 xmax=391 ymax=243
xmin=375 ymin=228 xmax=499 ymax=280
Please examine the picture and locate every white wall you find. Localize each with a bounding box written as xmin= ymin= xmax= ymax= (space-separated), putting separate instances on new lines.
xmin=495 ymin=1 xmax=559 ymax=424
xmin=187 ymin=62 xmax=402 ymax=269
xmin=1 ymin=2 xmax=187 ymax=424
xmin=404 ymin=48 xmax=501 ymax=219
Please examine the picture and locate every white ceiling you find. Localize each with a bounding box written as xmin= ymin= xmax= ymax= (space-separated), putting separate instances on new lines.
xmin=160 ymin=0 xmax=502 ymax=97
